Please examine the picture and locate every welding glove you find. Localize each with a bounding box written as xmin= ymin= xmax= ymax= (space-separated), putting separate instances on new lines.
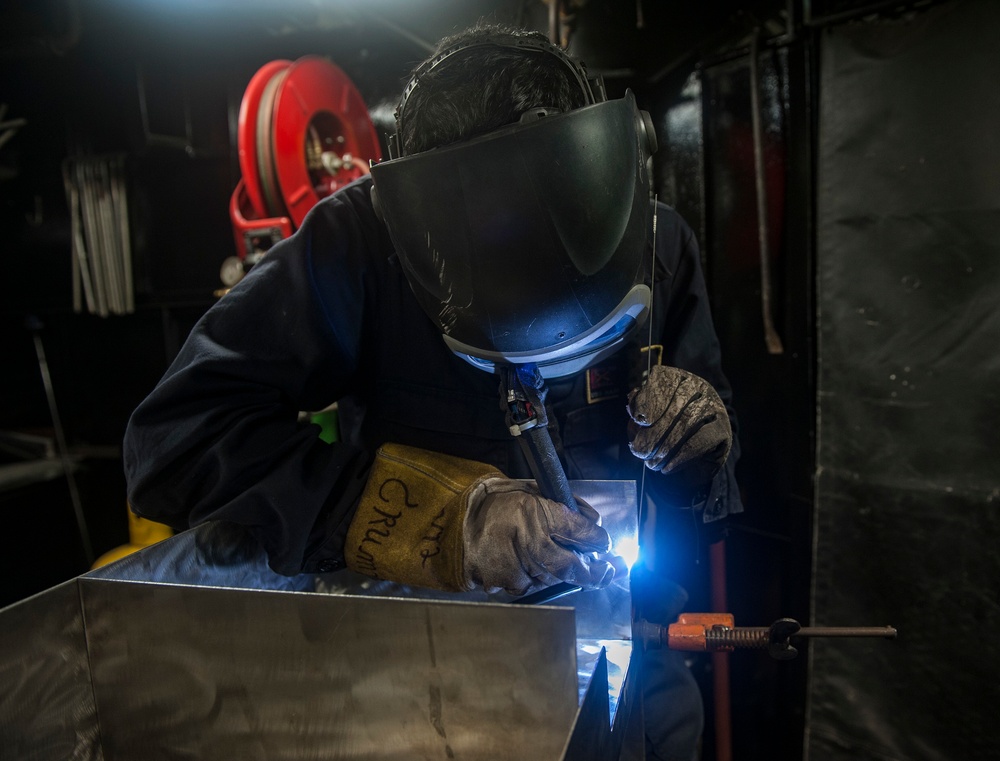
xmin=345 ymin=443 xmax=614 ymax=595
xmin=627 ymin=365 xmax=732 ymax=503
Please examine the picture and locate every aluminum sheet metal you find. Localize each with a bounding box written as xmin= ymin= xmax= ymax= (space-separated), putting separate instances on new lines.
xmin=90 ymin=479 xmax=638 ymax=721
xmin=0 ymin=580 xmax=101 ymax=760
xmin=1 ymin=480 xmax=638 ymax=760
xmin=80 ymin=578 xmax=578 ymax=760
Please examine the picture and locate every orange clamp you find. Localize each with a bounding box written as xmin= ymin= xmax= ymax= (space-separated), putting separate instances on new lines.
xmin=667 ymin=613 xmax=736 ymax=651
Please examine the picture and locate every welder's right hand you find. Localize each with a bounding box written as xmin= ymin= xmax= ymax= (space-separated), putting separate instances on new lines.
xmin=344 ymin=443 xmax=614 ymax=595
xmin=463 ymin=479 xmax=615 ymax=596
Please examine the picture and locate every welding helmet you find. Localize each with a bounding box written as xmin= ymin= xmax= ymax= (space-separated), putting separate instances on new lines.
xmin=370 ymin=41 xmax=658 ymax=378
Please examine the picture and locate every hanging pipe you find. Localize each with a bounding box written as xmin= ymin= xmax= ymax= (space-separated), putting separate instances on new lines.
xmin=749 ymin=27 xmax=785 ymax=355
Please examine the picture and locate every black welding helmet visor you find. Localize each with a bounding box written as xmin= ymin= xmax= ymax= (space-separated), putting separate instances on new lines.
xmin=370 ymin=91 xmax=655 ymax=378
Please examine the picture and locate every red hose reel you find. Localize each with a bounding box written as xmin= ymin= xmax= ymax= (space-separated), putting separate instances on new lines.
xmin=225 ymin=56 xmax=382 ymax=288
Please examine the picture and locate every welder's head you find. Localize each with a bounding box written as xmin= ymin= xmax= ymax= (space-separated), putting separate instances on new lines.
xmin=370 ymin=24 xmax=658 ymax=378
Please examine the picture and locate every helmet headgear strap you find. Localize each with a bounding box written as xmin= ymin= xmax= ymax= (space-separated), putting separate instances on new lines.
xmin=387 ymin=35 xmax=607 ymax=160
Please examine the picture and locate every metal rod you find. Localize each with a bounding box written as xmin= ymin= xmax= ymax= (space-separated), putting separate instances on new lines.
xmin=513 ymin=582 xmax=580 ymax=606
xmin=749 ymin=28 xmax=785 ymax=355
xmin=31 ymin=324 xmax=95 ymax=566
xmin=710 ymin=541 xmax=734 ymax=761
xmin=112 ymin=156 xmax=135 ymax=313
xmin=796 ymin=626 xmax=897 ymax=639
xmin=76 ymin=161 xmax=108 ymax=316
xmin=63 ymin=161 xmax=95 ymax=313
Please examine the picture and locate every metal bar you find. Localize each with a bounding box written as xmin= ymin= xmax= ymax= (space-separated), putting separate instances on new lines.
xmin=112 ymin=156 xmax=135 ymax=313
xmin=710 ymin=540 xmax=734 ymax=761
xmin=31 ymin=325 xmax=94 ymax=566
xmin=749 ymin=27 xmax=785 ymax=355
xmin=104 ymin=158 xmax=128 ymax=314
xmin=62 ymin=161 xmax=91 ymax=313
xmin=796 ymin=626 xmax=897 ymax=638
xmin=75 ymin=161 xmax=105 ymax=315
xmin=96 ymin=160 xmax=123 ymax=314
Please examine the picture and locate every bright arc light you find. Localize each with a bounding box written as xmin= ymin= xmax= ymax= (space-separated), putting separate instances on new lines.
xmin=614 ymin=535 xmax=640 ymax=571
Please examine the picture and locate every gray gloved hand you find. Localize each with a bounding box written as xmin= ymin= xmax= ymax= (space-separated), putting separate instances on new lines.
xmin=464 ymin=479 xmax=615 ymax=596
xmin=627 ymin=365 xmax=732 ymax=495
xmin=346 ymin=444 xmax=616 ymax=594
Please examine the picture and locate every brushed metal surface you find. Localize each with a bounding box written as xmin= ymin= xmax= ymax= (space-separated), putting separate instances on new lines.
xmin=1 ymin=480 xmax=638 ymax=760
xmin=86 ymin=519 xmax=312 ymax=593
xmin=0 ymin=579 xmax=101 ymax=761
xmin=89 ymin=480 xmax=637 ymax=721
xmin=80 ymin=578 xmax=579 ymax=761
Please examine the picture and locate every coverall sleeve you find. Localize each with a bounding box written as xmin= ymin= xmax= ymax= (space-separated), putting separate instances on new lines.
xmin=651 ymin=205 xmax=744 ymax=522
xmin=122 ymin=190 xmax=379 ymax=575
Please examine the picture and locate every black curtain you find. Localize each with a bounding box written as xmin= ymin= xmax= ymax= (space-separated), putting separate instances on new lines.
xmin=810 ymin=1 xmax=1000 ymax=758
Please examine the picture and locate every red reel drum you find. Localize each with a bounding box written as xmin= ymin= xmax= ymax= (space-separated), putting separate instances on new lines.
xmin=263 ymin=56 xmax=381 ymax=226
xmin=228 ymin=56 xmax=382 ymax=282
xmin=236 ymin=59 xmax=293 ymax=222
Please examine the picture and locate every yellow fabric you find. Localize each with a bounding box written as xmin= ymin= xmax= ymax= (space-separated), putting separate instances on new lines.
xmin=345 ymin=443 xmax=502 ymax=591
xmin=91 ymin=504 xmax=173 ymax=570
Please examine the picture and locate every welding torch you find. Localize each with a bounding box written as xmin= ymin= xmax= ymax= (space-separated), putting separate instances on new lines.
xmin=499 ymin=363 xmax=578 ymax=509
xmin=498 ymin=363 xmax=592 ymax=605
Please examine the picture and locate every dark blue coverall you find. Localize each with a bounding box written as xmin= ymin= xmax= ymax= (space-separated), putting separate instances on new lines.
xmin=123 ymin=176 xmax=743 ymax=761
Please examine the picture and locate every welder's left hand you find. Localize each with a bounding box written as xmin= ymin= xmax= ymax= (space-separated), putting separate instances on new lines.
xmin=627 ymin=365 xmax=732 ymax=500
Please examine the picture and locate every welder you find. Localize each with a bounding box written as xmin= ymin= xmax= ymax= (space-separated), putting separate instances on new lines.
xmin=123 ymin=21 xmax=742 ymax=761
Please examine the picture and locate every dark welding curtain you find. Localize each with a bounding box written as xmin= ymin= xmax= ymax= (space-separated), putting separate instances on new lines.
xmin=810 ymin=1 xmax=1000 ymax=758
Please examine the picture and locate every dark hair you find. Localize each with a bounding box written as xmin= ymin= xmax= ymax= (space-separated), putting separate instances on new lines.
xmin=398 ymin=23 xmax=589 ymax=156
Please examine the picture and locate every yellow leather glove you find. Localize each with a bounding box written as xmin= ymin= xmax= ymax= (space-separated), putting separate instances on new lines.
xmin=345 ymin=443 xmax=614 ymax=595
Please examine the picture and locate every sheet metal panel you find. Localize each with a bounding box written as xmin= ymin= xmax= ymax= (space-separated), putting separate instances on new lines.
xmin=80 ymin=578 xmax=579 ymax=761
xmin=0 ymin=579 xmax=101 ymax=761
xmin=2 ymin=480 xmax=636 ymax=759
xmin=89 ymin=479 xmax=638 ymax=725
xmin=86 ymin=519 xmax=313 ymax=593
